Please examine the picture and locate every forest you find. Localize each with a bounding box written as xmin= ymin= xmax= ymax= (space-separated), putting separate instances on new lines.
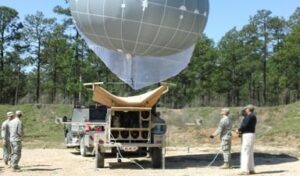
xmin=0 ymin=3 xmax=299 ymax=107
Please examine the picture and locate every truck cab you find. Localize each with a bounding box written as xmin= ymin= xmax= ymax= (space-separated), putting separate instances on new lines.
xmin=63 ymin=105 xmax=107 ymax=153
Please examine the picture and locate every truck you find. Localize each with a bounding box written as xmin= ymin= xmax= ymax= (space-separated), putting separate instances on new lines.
xmin=63 ymin=105 xmax=107 ymax=156
xmin=62 ymin=84 xmax=168 ymax=169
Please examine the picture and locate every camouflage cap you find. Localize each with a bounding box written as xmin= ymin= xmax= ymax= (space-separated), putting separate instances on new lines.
xmin=6 ymin=112 xmax=14 ymax=117
xmin=16 ymin=110 xmax=22 ymax=115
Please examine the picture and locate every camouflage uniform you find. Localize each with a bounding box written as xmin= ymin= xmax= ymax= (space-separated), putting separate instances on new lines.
xmin=213 ymin=115 xmax=233 ymax=163
xmin=1 ymin=119 xmax=11 ymax=164
xmin=9 ymin=117 xmax=23 ymax=169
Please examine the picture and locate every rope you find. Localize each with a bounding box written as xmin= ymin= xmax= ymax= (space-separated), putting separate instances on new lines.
xmin=206 ymin=149 xmax=222 ymax=168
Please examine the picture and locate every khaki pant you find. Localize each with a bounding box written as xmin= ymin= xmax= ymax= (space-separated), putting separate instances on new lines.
xmin=11 ymin=141 xmax=22 ymax=168
xmin=221 ymin=139 xmax=231 ymax=163
xmin=241 ymin=133 xmax=255 ymax=172
xmin=3 ymin=140 xmax=11 ymax=163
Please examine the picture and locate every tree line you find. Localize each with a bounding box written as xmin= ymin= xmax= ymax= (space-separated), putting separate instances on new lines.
xmin=0 ymin=3 xmax=299 ymax=107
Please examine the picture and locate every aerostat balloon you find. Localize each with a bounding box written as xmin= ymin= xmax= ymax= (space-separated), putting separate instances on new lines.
xmin=69 ymin=0 xmax=209 ymax=89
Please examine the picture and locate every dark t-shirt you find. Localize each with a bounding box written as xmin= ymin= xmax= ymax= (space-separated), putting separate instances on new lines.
xmin=239 ymin=113 xmax=257 ymax=134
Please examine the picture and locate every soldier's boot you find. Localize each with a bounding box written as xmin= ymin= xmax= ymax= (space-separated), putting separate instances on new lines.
xmin=12 ymin=165 xmax=21 ymax=171
xmin=220 ymin=162 xmax=230 ymax=169
xmin=12 ymin=168 xmax=21 ymax=172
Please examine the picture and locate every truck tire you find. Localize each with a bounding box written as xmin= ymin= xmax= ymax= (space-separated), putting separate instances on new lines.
xmin=80 ymin=137 xmax=88 ymax=157
xmin=151 ymin=147 xmax=162 ymax=169
xmin=96 ymin=149 xmax=105 ymax=168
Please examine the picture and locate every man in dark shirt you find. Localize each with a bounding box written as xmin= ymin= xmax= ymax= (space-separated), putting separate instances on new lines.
xmin=238 ymin=104 xmax=257 ymax=175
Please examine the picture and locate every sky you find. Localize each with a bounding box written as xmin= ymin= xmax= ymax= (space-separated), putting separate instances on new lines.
xmin=0 ymin=0 xmax=299 ymax=43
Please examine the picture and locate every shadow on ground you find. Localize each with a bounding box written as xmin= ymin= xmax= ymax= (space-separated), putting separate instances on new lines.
xmin=107 ymin=152 xmax=298 ymax=170
xmin=20 ymin=164 xmax=62 ymax=172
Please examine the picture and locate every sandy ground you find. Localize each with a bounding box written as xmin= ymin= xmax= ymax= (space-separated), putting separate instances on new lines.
xmin=0 ymin=145 xmax=299 ymax=176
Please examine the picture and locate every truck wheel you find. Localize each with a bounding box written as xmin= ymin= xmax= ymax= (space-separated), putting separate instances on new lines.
xmin=80 ymin=138 xmax=88 ymax=157
xmin=96 ymin=149 xmax=105 ymax=168
xmin=151 ymin=147 xmax=162 ymax=169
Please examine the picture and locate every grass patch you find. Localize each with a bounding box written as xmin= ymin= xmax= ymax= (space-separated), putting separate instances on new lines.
xmin=0 ymin=101 xmax=299 ymax=148
xmin=0 ymin=104 xmax=72 ymax=148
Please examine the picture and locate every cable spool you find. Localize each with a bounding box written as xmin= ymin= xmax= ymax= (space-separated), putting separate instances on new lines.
xmin=111 ymin=130 xmax=119 ymax=139
xmin=142 ymin=131 xmax=149 ymax=139
xmin=142 ymin=121 xmax=149 ymax=128
xmin=130 ymin=131 xmax=140 ymax=139
xmin=141 ymin=111 xmax=150 ymax=120
xmin=121 ymin=131 xmax=130 ymax=139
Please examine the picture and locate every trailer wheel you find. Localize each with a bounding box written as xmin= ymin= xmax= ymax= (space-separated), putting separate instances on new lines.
xmin=80 ymin=137 xmax=88 ymax=157
xmin=151 ymin=147 xmax=162 ymax=169
xmin=96 ymin=149 xmax=105 ymax=168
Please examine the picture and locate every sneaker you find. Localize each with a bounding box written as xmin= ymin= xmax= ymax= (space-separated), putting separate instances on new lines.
xmin=220 ymin=162 xmax=230 ymax=169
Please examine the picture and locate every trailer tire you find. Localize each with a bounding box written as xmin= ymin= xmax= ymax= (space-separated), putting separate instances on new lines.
xmin=151 ymin=147 xmax=162 ymax=169
xmin=80 ymin=137 xmax=88 ymax=157
xmin=96 ymin=149 xmax=105 ymax=168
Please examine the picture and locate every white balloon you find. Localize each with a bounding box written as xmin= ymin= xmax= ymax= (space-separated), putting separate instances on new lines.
xmin=69 ymin=0 xmax=209 ymax=89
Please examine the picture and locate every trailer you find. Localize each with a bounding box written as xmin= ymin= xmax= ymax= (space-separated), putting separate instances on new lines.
xmin=60 ymin=84 xmax=168 ymax=169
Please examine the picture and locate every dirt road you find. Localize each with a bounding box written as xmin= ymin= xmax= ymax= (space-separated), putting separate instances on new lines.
xmin=0 ymin=145 xmax=299 ymax=176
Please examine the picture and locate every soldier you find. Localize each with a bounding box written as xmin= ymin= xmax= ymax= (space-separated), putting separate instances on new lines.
xmin=1 ymin=112 xmax=14 ymax=165
xmin=9 ymin=110 xmax=23 ymax=171
xmin=210 ymin=108 xmax=233 ymax=169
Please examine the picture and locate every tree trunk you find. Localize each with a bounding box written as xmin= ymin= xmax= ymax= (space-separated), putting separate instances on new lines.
xmin=0 ymin=31 xmax=4 ymax=71
xmin=14 ymin=66 xmax=21 ymax=105
xmin=73 ymin=31 xmax=80 ymax=105
xmin=52 ymin=64 xmax=57 ymax=104
xmin=262 ymin=20 xmax=268 ymax=105
xmin=52 ymin=47 xmax=58 ymax=104
xmin=263 ymin=57 xmax=267 ymax=104
xmin=36 ymin=40 xmax=41 ymax=103
xmin=297 ymin=81 xmax=300 ymax=100
xmin=0 ymin=32 xmax=4 ymax=103
xmin=236 ymin=87 xmax=240 ymax=106
xmin=227 ymin=91 xmax=231 ymax=107
xmin=257 ymin=83 xmax=261 ymax=106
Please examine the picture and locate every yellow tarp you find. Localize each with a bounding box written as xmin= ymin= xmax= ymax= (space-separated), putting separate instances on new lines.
xmin=92 ymin=85 xmax=168 ymax=108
